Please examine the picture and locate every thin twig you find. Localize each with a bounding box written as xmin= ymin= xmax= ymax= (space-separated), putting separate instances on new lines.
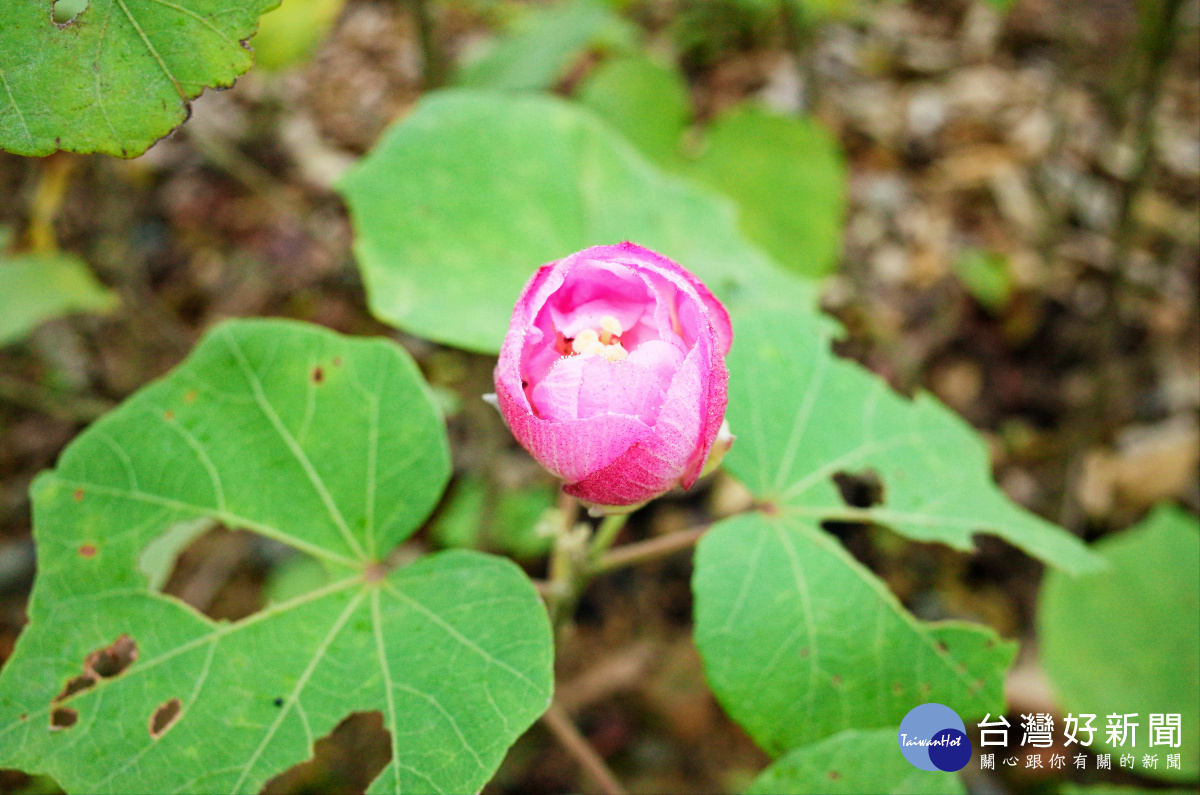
xmin=590 ymin=525 xmax=709 ymax=574
xmin=541 ymin=701 xmax=628 ymax=795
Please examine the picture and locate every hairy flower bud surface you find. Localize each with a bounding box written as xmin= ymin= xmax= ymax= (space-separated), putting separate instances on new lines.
xmin=494 ymin=243 xmax=733 ymax=511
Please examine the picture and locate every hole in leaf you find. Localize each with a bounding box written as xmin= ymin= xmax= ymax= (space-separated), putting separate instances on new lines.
xmin=54 ymin=674 xmax=97 ymax=703
xmin=51 ymin=0 xmax=88 ymax=23
xmin=88 ymin=634 xmax=138 ymax=678
xmin=149 ymin=698 xmax=182 ymax=739
xmin=148 ymin=522 xmax=271 ymax=621
xmin=50 ymin=707 xmax=78 ymax=730
xmin=259 ymin=711 xmax=392 ymax=795
xmin=831 ymin=469 xmax=885 ymax=508
xmin=54 ymin=634 xmax=139 ymax=704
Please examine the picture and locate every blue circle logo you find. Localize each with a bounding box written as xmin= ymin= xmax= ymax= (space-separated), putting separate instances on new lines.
xmin=898 ymin=703 xmax=971 ymax=772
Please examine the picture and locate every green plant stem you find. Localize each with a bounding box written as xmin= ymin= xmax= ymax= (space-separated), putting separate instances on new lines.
xmin=26 ymin=153 xmax=76 ymax=254
xmin=546 ymin=493 xmax=582 ymax=629
xmin=587 ymin=513 xmax=629 ymax=560
xmin=410 ymin=0 xmax=445 ymax=89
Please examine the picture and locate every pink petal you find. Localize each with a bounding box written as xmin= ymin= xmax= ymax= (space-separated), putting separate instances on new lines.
xmin=577 ymin=357 xmax=665 ymax=425
xmin=565 ymin=328 xmax=726 ymax=505
xmin=496 ymin=373 xmax=653 ymax=483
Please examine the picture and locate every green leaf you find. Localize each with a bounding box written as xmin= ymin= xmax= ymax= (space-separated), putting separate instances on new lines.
xmin=0 ymin=0 xmax=279 ymax=157
xmin=339 ymin=89 xmax=813 ymax=354
xmin=1039 ymin=504 xmax=1199 ymax=781
xmin=687 ymin=105 xmax=846 ymax=278
xmin=693 ymin=512 xmax=1016 ymax=756
xmin=431 ymin=476 xmax=557 ymax=560
xmin=0 ymin=253 xmax=118 ymax=346
xmin=721 ymin=309 xmax=1102 ymax=573
xmin=455 ymin=0 xmax=637 ymax=91
xmin=489 ymin=483 xmax=557 ymax=559
xmin=576 ymin=56 xmax=690 ymax=167
xmin=953 ymin=249 xmax=1013 ymax=313
xmin=0 ymin=319 xmax=554 ymax=794
xmin=265 ymin=554 xmax=332 ymax=604
xmin=251 ymin=0 xmax=346 ymax=71
xmin=745 ymin=728 xmax=964 ymax=795
xmin=430 ymin=477 xmax=489 ymax=551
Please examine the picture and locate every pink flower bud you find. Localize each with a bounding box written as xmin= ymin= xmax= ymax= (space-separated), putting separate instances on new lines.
xmin=494 ymin=242 xmax=733 ymax=512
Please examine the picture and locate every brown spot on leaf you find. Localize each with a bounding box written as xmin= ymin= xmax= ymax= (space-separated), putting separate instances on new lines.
xmin=332 ymin=357 xmax=342 ymax=367
xmin=892 ymin=683 xmax=904 ymax=695
xmin=828 ymin=770 xmax=841 ymax=781
xmin=831 ymin=675 xmax=842 ymax=687
xmin=799 ymin=647 xmax=809 ymax=658
xmin=50 ymin=707 xmax=78 ymax=730
xmin=311 ymin=366 xmax=324 ymax=384
xmin=163 ymin=410 xmax=174 ymax=421
xmin=935 ymin=640 xmax=948 ymax=653
xmin=79 ymin=543 xmax=97 ymax=558
xmin=184 ymin=390 xmax=197 ymax=403
xmin=149 ymin=698 xmax=182 ymax=739
xmin=73 ymin=488 xmax=84 ymax=502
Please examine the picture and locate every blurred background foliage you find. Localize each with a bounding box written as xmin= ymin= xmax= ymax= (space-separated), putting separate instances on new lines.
xmin=1 ymin=0 xmax=1198 ymax=792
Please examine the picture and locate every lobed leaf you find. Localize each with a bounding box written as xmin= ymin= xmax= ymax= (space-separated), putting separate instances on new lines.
xmin=0 ymin=319 xmax=553 ymax=794
xmin=0 ymin=0 xmax=279 ymax=157
xmin=722 ymin=309 xmax=1102 ymax=573
xmin=693 ymin=512 xmax=1015 ymax=756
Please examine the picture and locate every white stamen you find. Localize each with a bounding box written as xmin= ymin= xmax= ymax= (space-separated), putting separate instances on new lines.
xmin=602 ymin=342 xmax=628 ymax=361
xmin=599 ymin=316 xmax=623 ymax=344
xmin=571 ymin=329 xmax=599 ymax=354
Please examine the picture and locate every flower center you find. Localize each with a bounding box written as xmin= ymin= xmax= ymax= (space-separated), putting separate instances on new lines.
xmin=568 ymin=315 xmax=628 ymax=362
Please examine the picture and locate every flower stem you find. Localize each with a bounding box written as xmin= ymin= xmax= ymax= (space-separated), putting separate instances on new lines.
xmin=546 ymin=493 xmax=582 ymax=629
xmin=587 ymin=513 xmax=629 ymax=560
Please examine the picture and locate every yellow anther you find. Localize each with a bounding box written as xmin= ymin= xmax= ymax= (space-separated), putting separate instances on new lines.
xmin=602 ymin=342 xmax=628 ymax=362
xmin=571 ymin=329 xmax=599 ymax=354
xmin=598 ymin=315 xmax=623 ymax=345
